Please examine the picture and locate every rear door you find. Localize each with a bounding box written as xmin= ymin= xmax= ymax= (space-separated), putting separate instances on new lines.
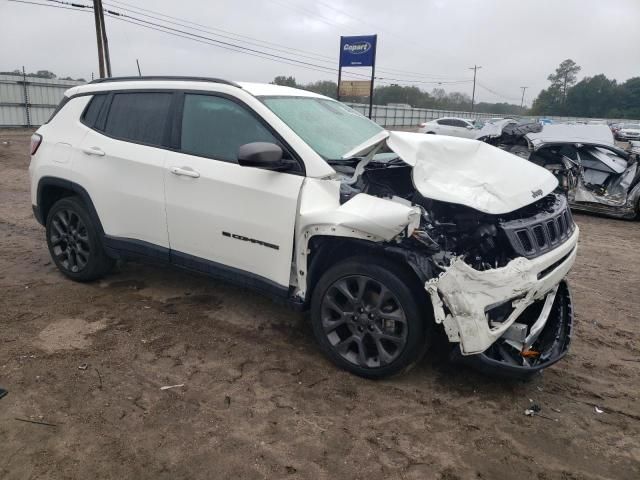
xmin=450 ymin=119 xmax=474 ymax=138
xmin=163 ymin=92 xmax=305 ymax=289
xmin=75 ymin=91 xmax=173 ymax=251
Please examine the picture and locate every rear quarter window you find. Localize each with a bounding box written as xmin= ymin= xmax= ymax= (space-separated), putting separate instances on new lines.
xmin=81 ymin=94 xmax=108 ymax=128
xmin=45 ymin=96 xmax=70 ymax=124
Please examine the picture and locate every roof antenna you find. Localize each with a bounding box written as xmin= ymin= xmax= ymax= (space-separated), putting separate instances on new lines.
xmin=136 ymin=59 xmax=142 ymax=77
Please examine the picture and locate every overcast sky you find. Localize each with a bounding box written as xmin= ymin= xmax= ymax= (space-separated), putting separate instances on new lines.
xmin=2 ymin=0 xmax=639 ymax=105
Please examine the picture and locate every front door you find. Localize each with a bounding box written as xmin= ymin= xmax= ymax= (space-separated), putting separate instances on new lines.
xmin=164 ymin=93 xmax=304 ymax=288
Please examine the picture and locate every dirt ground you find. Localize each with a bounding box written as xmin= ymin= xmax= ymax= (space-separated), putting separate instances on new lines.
xmin=1 ymin=128 xmax=639 ymax=480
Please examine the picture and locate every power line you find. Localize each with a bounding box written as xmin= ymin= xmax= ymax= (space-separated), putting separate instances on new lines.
xmin=271 ymin=0 xmax=455 ymax=76
xmin=106 ymin=0 xmax=336 ymax=63
xmin=476 ymin=81 xmax=521 ymax=102
xmin=7 ymin=0 xmax=474 ymax=89
xmin=106 ymin=0 xmax=470 ymax=81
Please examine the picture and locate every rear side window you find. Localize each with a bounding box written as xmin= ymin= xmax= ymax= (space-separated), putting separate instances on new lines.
xmin=104 ymin=92 xmax=172 ymax=146
xmin=45 ymin=96 xmax=70 ymax=124
xmin=81 ymin=94 xmax=107 ymax=128
xmin=180 ymin=94 xmax=278 ymax=162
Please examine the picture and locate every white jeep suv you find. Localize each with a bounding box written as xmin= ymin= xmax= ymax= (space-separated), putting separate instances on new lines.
xmin=29 ymin=76 xmax=579 ymax=379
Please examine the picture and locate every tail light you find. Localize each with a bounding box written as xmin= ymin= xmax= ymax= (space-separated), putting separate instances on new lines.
xmin=30 ymin=133 xmax=42 ymax=155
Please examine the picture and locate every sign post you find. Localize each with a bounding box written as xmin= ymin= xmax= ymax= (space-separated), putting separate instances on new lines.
xmin=337 ymin=34 xmax=377 ymax=119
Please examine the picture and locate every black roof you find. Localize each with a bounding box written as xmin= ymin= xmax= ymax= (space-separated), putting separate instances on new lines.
xmin=89 ymin=76 xmax=241 ymax=88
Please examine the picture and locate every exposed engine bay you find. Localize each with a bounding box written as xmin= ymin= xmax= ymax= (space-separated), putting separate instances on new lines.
xmin=331 ymin=153 xmax=571 ymax=271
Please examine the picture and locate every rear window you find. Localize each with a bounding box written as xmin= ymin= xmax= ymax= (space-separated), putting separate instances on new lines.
xmin=104 ymin=92 xmax=172 ymax=146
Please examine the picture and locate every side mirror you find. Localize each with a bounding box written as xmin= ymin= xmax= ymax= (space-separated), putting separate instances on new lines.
xmin=238 ymin=142 xmax=286 ymax=170
xmin=466 ymin=125 xmax=474 ymax=130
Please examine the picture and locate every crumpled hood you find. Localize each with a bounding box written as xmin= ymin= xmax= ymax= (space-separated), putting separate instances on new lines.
xmin=388 ymin=131 xmax=558 ymax=215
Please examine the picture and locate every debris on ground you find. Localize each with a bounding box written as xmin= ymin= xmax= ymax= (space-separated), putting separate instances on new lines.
xmin=14 ymin=417 xmax=58 ymax=427
xmin=78 ymin=363 xmax=88 ymax=370
xmin=525 ymin=404 xmax=542 ymax=416
xmin=0 ymin=388 xmax=8 ymax=399
xmin=159 ymin=384 xmax=184 ymax=391
xmin=524 ymin=403 xmax=558 ymax=422
xmin=595 ymin=406 xmax=604 ymax=414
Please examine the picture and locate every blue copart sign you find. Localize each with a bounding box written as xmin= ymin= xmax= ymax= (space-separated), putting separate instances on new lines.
xmin=339 ymin=35 xmax=377 ymax=67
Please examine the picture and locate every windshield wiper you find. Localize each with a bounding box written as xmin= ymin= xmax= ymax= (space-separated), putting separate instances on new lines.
xmin=326 ymin=157 xmax=363 ymax=166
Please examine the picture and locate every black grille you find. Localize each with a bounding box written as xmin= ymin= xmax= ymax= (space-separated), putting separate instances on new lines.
xmin=500 ymin=194 xmax=575 ymax=259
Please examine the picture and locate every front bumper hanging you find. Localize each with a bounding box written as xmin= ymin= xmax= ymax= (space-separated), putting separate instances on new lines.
xmin=451 ymin=280 xmax=573 ymax=379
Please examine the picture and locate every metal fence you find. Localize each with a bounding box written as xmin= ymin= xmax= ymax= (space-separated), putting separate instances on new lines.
xmin=0 ymin=74 xmax=84 ymax=127
xmin=344 ymin=102 xmax=638 ymax=128
xmin=1 ymin=74 xmax=636 ymax=128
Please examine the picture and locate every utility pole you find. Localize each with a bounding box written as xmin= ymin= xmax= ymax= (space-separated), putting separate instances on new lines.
xmin=520 ymin=86 xmax=528 ymax=109
xmin=468 ymin=65 xmax=482 ymax=112
xmin=92 ymin=0 xmax=105 ymax=78
xmin=96 ymin=0 xmax=112 ymax=77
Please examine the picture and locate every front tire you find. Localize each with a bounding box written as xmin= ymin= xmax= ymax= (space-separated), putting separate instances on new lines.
xmin=310 ymin=257 xmax=430 ymax=379
xmin=46 ymin=197 xmax=114 ymax=282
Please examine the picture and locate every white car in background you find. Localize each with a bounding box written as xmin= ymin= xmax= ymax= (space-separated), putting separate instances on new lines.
xmin=617 ymin=123 xmax=640 ymax=141
xmin=418 ymin=117 xmax=477 ymax=138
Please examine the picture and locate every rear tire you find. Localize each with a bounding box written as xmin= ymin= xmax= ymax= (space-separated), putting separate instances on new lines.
xmin=310 ymin=256 xmax=430 ymax=379
xmin=46 ymin=197 xmax=114 ymax=282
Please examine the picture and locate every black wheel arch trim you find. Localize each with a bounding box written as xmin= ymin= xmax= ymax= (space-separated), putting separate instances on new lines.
xmin=305 ymin=236 xmax=435 ymax=309
xmin=35 ymin=176 xmax=105 ymax=235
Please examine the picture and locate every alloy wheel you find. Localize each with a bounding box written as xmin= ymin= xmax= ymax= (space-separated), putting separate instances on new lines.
xmin=49 ymin=209 xmax=90 ymax=273
xmin=320 ymin=275 xmax=408 ymax=368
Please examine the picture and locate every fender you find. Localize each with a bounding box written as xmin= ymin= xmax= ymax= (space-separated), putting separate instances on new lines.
xmin=293 ymin=178 xmax=421 ymax=300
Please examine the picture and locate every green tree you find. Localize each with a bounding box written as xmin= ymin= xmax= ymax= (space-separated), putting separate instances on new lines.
xmin=303 ymin=80 xmax=337 ymax=98
xmin=547 ymin=59 xmax=581 ymax=102
xmin=565 ymin=75 xmax=618 ymax=117
xmin=28 ymin=70 xmax=57 ymax=79
xmin=271 ymin=75 xmax=297 ymax=87
xmin=617 ymin=77 xmax=640 ymax=119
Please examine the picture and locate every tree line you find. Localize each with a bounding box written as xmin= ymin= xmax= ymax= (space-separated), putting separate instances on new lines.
xmin=0 ymin=69 xmax=86 ymax=82
xmin=271 ymin=75 xmax=526 ymax=115
xmin=530 ymin=59 xmax=640 ymax=119
xmin=274 ymin=59 xmax=640 ymax=120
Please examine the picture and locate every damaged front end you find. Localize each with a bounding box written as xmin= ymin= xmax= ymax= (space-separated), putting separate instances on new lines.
xmin=417 ymin=192 xmax=578 ymax=378
xmin=296 ymin=132 xmax=578 ymax=379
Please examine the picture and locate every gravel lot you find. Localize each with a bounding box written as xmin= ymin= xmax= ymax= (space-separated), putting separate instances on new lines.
xmin=1 ymin=129 xmax=639 ymax=479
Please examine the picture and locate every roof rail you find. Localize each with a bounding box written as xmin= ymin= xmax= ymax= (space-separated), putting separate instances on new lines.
xmin=88 ymin=76 xmax=242 ymax=88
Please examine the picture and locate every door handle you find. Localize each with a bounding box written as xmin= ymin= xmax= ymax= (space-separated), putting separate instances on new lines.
xmin=82 ymin=146 xmax=105 ymax=156
xmin=169 ymin=166 xmax=200 ymax=178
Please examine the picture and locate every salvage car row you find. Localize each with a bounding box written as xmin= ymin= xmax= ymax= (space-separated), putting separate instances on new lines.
xmin=420 ymin=117 xmax=640 ymax=220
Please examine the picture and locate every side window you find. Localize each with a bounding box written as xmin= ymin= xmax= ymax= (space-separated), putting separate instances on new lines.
xmin=46 ymin=96 xmax=70 ymax=124
xmin=452 ymin=119 xmax=468 ymax=128
xmin=436 ymin=119 xmax=449 ymax=126
xmin=81 ymin=94 xmax=107 ymax=128
xmin=104 ymin=92 xmax=172 ymax=146
xmin=180 ymin=94 xmax=279 ymax=162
